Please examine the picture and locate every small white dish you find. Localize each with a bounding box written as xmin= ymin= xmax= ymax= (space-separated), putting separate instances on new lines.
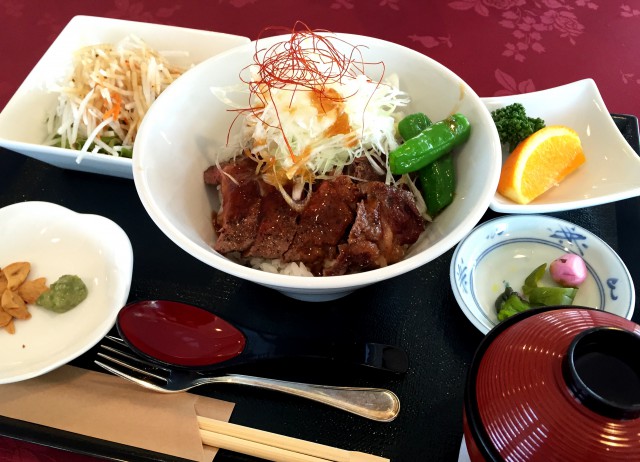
xmin=0 ymin=201 xmax=133 ymax=384
xmin=458 ymin=438 xmax=470 ymax=462
xmin=0 ymin=15 xmax=249 ymax=179
xmin=450 ymin=214 xmax=635 ymax=334
xmin=482 ymin=79 xmax=640 ymax=213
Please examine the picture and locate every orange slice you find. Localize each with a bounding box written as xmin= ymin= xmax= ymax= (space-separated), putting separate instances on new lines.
xmin=497 ymin=125 xmax=585 ymax=204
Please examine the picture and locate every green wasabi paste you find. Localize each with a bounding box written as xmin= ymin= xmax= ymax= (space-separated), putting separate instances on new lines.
xmin=36 ymin=275 xmax=88 ymax=313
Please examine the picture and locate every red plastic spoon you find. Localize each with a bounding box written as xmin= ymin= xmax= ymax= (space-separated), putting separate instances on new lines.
xmin=117 ymin=300 xmax=408 ymax=373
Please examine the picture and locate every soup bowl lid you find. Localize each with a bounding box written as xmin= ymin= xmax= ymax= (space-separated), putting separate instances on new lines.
xmin=464 ymin=306 xmax=640 ymax=462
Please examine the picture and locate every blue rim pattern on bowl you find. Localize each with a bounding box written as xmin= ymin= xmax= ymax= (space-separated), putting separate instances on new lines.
xmin=450 ymin=215 xmax=635 ymax=334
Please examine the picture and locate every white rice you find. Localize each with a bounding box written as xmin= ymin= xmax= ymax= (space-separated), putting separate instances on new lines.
xmin=248 ymin=257 xmax=315 ymax=277
xmin=224 ymin=252 xmax=315 ymax=276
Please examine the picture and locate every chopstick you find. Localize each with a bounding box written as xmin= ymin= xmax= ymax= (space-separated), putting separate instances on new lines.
xmin=198 ymin=416 xmax=390 ymax=462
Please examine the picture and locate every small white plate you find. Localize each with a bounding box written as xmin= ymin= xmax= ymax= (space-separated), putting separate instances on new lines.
xmin=0 ymin=201 xmax=133 ymax=384
xmin=0 ymin=15 xmax=249 ymax=179
xmin=450 ymin=215 xmax=635 ymax=334
xmin=482 ymin=79 xmax=640 ymax=213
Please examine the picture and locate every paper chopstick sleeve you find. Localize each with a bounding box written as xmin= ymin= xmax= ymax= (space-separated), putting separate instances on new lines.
xmin=0 ymin=365 xmax=234 ymax=462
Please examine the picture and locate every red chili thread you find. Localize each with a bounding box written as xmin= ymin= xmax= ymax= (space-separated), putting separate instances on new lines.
xmin=228 ymin=21 xmax=385 ymax=170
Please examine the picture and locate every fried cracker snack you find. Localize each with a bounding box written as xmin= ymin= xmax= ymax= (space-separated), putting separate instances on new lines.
xmin=1 ymin=290 xmax=30 ymax=319
xmin=18 ymin=278 xmax=49 ymax=304
xmin=0 ymin=271 xmax=7 ymax=292
xmin=0 ymin=262 xmax=49 ymax=334
xmin=4 ymin=262 xmax=30 ymax=290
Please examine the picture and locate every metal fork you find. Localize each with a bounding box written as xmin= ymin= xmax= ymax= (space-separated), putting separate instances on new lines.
xmin=94 ymin=336 xmax=400 ymax=422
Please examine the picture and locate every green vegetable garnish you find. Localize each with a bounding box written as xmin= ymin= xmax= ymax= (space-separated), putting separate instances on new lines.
xmin=396 ymin=112 xmax=457 ymax=217
xmin=418 ymin=152 xmax=455 ymax=217
xmin=398 ymin=112 xmax=432 ymax=141
xmin=495 ymin=263 xmax=578 ymax=321
xmin=490 ymin=102 xmax=545 ymax=151
xmin=523 ymin=263 xmax=547 ymax=296
xmin=527 ymin=286 xmax=578 ymax=307
xmin=389 ymin=113 xmax=471 ymax=174
xmin=119 ymin=147 xmax=133 ymax=158
xmin=53 ymin=135 xmax=132 ymax=158
xmin=523 ymin=263 xmax=578 ymax=306
xmin=495 ymin=285 xmax=531 ymax=321
xmin=36 ymin=275 xmax=88 ymax=313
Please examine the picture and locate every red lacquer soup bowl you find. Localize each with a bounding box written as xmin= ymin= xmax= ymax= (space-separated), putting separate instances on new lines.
xmin=464 ymin=306 xmax=640 ymax=462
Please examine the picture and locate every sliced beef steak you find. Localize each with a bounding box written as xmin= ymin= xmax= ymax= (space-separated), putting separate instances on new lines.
xmin=325 ymin=181 xmax=425 ymax=275
xmin=283 ymin=175 xmax=360 ymax=274
xmin=205 ymin=158 xmax=425 ymax=276
xmin=361 ymin=181 xmax=424 ymax=248
xmin=244 ymin=185 xmax=299 ymax=259
xmin=204 ymin=158 xmax=262 ymax=254
xmin=346 ymin=156 xmax=386 ymax=182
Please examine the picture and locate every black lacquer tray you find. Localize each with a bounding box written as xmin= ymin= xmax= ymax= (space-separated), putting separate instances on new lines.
xmin=0 ymin=114 xmax=638 ymax=462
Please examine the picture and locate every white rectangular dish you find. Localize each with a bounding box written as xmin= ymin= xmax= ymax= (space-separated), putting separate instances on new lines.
xmin=482 ymin=79 xmax=640 ymax=213
xmin=0 ymin=15 xmax=249 ymax=179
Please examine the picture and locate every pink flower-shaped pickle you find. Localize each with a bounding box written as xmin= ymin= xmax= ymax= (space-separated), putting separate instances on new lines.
xmin=550 ymin=254 xmax=587 ymax=287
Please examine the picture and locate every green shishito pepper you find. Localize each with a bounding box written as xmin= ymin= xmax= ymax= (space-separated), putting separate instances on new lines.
xmin=419 ymin=154 xmax=456 ymax=217
xmin=396 ymin=112 xmax=458 ymax=216
xmin=398 ymin=112 xmax=432 ymax=140
xmin=389 ymin=113 xmax=471 ymax=175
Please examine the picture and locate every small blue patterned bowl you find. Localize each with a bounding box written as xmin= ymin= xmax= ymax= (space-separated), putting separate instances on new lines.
xmin=450 ymin=214 xmax=635 ymax=334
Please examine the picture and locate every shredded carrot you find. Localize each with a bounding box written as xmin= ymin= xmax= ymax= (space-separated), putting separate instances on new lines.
xmin=102 ymin=93 xmax=122 ymax=122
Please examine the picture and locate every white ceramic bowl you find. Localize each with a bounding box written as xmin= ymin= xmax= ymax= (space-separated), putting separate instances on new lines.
xmin=0 ymin=15 xmax=249 ymax=179
xmin=0 ymin=201 xmax=133 ymax=384
xmin=450 ymin=214 xmax=635 ymax=334
xmin=133 ymin=33 xmax=502 ymax=302
xmin=482 ymin=79 xmax=640 ymax=213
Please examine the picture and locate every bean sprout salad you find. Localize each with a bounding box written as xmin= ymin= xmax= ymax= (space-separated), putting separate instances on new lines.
xmin=45 ymin=35 xmax=187 ymax=161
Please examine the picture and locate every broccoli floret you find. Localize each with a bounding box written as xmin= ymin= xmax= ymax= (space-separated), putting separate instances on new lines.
xmin=490 ymin=103 xmax=545 ymax=151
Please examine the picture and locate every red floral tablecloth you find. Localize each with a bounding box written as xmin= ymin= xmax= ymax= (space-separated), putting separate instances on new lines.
xmin=1 ymin=0 xmax=639 ymax=114
xmin=1 ymin=0 xmax=639 ymax=461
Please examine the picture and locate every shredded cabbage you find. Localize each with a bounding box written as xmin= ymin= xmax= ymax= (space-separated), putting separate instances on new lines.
xmin=213 ymin=73 xmax=410 ymax=196
xmin=242 ymin=73 xmax=409 ymax=183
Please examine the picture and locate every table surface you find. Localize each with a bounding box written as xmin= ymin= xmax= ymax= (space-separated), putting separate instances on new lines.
xmin=1 ymin=2 xmax=640 ymax=462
